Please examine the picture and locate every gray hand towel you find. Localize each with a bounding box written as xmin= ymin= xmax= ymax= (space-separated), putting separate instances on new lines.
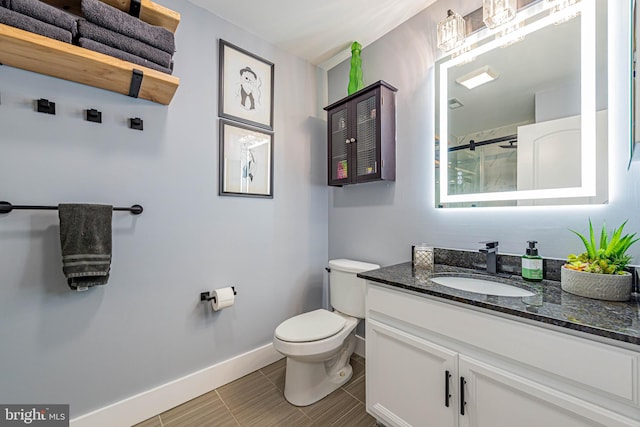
xmin=0 ymin=7 xmax=72 ymax=43
xmin=8 ymin=0 xmax=78 ymax=37
xmin=78 ymin=37 xmax=173 ymax=74
xmin=81 ymin=0 xmax=174 ymax=54
xmin=77 ymin=19 xmax=172 ymax=68
xmin=59 ymin=204 xmax=113 ymax=290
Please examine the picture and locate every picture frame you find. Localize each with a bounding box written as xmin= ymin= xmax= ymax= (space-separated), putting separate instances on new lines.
xmin=219 ymin=39 xmax=274 ymax=130
xmin=219 ymin=119 xmax=274 ymax=198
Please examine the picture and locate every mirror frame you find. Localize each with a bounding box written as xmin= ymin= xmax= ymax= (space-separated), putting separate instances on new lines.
xmin=632 ymin=0 xmax=638 ymax=166
xmin=438 ymin=1 xmax=598 ymax=204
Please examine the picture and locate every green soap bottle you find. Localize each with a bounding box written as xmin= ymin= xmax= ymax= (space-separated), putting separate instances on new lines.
xmin=522 ymin=241 xmax=543 ymax=282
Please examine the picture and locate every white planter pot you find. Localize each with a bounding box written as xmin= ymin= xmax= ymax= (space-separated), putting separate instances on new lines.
xmin=560 ymin=266 xmax=632 ymax=302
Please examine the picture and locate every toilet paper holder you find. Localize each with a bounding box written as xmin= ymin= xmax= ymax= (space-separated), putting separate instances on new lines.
xmin=200 ymin=287 xmax=236 ymax=304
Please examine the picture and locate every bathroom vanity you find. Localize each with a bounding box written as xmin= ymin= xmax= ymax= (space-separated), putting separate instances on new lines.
xmin=360 ymin=262 xmax=640 ymax=426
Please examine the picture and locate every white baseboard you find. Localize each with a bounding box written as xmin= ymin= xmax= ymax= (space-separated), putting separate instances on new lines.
xmin=354 ymin=334 xmax=365 ymax=358
xmin=70 ymin=343 xmax=282 ymax=427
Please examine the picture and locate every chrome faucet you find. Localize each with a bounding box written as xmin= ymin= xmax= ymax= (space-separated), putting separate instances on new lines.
xmin=479 ymin=241 xmax=499 ymax=274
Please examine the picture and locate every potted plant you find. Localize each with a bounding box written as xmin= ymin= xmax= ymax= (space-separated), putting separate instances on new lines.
xmin=562 ymin=219 xmax=638 ymax=301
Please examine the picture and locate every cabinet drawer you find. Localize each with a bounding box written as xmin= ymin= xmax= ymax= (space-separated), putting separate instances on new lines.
xmin=367 ymin=283 xmax=639 ymax=407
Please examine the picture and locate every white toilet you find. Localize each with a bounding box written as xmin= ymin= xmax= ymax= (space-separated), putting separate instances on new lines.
xmin=273 ymin=258 xmax=379 ymax=406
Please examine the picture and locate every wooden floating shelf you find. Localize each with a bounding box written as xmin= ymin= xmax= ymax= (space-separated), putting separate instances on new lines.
xmin=0 ymin=0 xmax=180 ymax=104
xmin=43 ymin=0 xmax=180 ymax=32
xmin=0 ymin=23 xmax=179 ymax=105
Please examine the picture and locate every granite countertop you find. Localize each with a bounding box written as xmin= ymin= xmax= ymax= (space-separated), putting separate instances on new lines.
xmin=359 ymin=262 xmax=640 ymax=347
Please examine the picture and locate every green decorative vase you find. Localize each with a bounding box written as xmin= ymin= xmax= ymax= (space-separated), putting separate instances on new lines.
xmin=348 ymin=41 xmax=364 ymax=95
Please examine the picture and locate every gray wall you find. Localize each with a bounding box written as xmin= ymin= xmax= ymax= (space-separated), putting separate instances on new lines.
xmin=0 ymin=0 xmax=327 ymax=417
xmin=328 ymin=1 xmax=640 ymax=267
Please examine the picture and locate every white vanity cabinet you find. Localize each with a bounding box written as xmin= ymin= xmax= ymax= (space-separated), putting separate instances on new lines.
xmin=365 ymin=283 xmax=640 ymax=427
xmin=367 ymin=319 xmax=458 ymax=426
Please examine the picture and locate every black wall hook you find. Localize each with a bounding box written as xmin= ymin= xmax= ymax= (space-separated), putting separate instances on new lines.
xmin=129 ymin=117 xmax=143 ymax=131
xmin=85 ymin=108 xmax=102 ymax=123
xmin=200 ymin=287 xmax=237 ymax=304
xmin=36 ymin=99 xmax=55 ymax=115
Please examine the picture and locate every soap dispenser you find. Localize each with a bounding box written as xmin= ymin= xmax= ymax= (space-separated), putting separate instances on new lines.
xmin=522 ymin=241 xmax=543 ymax=282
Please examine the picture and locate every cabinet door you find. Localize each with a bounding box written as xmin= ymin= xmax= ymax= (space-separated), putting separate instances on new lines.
xmin=366 ymin=319 xmax=458 ymax=427
xmin=328 ymin=105 xmax=352 ymax=185
xmin=353 ymin=91 xmax=381 ymax=183
xmin=458 ymin=355 xmax=639 ymax=427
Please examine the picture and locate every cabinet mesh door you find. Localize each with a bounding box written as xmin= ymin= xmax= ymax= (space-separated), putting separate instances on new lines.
xmin=331 ymin=108 xmax=349 ymax=181
xmin=356 ymin=96 xmax=377 ymax=177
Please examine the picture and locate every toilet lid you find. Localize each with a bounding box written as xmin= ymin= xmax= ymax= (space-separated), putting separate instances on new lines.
xmin=275 ymin=309 xmax=346 ymax=342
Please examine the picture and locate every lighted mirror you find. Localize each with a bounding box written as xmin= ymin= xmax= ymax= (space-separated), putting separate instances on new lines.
xmin=435 ymin=0 xmax=609 ymax=208
xmin=633 ymin=0 xmax=639 ymax=165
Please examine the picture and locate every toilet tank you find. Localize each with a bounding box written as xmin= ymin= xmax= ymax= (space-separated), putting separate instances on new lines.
xmin=329 ymin=259 xmax=380 ymax=318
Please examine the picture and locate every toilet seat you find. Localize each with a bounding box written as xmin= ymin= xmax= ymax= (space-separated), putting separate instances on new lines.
xmin=275 ymin=309 xmax=346 ymax=342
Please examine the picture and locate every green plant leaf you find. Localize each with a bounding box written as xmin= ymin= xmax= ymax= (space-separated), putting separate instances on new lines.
xmin=599 ymin=222 xmax=608 ymax=252
xmin=604 ymin=220 xmax=627 ymax=257
xmin=588 ymin=219 xmax=597 ymax=258
xmin=618 ymin=234 xmax=639 ymax=255
xmin=569 ymin=228 xmax=596 ymax=259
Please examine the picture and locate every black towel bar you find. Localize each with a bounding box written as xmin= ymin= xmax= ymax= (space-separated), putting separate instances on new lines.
xmin=0 ymin=201 xmax=143 ymax=215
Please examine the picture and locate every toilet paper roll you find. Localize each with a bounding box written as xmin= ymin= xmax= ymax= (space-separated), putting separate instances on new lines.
xmin=211 ymin=287 xmax=235 ymax=311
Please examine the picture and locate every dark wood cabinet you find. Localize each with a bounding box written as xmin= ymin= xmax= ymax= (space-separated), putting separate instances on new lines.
xmin=324 ymin=81 xmax=397 ymax=186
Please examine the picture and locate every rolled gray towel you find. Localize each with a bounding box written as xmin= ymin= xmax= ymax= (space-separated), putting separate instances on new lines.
xmin=78 ymin=37 xmax=173 ymax=74
xmin=58 ymin=204 xmax=113 ymax=290
xmin=9 ymin=0 xmax=78 ymax=37
xmin=81 ymin=0 xmax=174 ymax=54
xmin=0 ymin=7 xmax=72 ymax=43
xmin=0 ymin=1 xmax=8 ymax=8
xmin=78 ymin=20 xmax=172 ymax=68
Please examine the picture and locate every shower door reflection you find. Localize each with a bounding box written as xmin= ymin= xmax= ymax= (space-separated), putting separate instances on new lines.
xmin=446 ymin=137 xmax=517 ymax=207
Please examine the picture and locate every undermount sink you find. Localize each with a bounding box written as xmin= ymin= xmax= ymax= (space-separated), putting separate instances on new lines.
xmin=430 ymin=276 xmax=535 ymax=297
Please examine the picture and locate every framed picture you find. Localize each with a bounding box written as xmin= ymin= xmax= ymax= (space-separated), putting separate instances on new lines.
xmin=219 ymin=119 xmax=274 ymax=198
xmin=219 ymin=39 xmax=274 ymax=130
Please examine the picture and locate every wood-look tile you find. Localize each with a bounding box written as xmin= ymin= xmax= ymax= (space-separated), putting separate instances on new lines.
xmin=217 ymin=370 xmax=304 ymax=426
xmin=343 ymin=374 xmax=366 ymax=404
xmin=350 ymin=358 xmax=365 ymax=381
xmin=217 ymin=371 xmax=277 ymax=411
xmin=259 ymin=357 xmax=286 ymax=376
xmin=160 ymin=389 xmax=217 ymax=423
xmin=300 ymin=388 xmax=359 ymax=425
xmin=331 ymin=403 xmax=377 ymax=427
xmin=263 ymin=363 xmax=286 ymax=392
xmin=351 ymin=353 xmax=365 ymax=364
xmin=162 ymin=399 xmax=238 ymax=427
xmin=131 ymin=415 xmax=162 ymax=427
xmin=161 ymin=390 xmax=238 ymax=427
xmin=135 ymin=357 xmax=372 ymax=427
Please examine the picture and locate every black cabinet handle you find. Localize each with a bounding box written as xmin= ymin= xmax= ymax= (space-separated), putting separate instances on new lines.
xmin=460 ymin=376 xmax=466 ymax=416
xmin=445 ymin=370 xmax=451 ymax=407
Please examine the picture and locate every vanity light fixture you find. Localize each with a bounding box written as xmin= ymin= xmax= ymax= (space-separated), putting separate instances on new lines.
xmin=456 ymin=66 xmax=498 ymax=89
xmin=545 ymin=0 xmax=581 ymax=24
xmin=545 ymin=0 xmax=581 ymax=12
xmin=497 ymin=20 xmax=525 ymax=47
xmin=437 ymin=9 xmax=466 ymax=52
xmin=483 ymin=0 xmax=517 ymax=29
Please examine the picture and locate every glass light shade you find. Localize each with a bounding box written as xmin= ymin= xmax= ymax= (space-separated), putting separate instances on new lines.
xmin=437 ymin=9 xmax=466 ymax=52
xmin=483 ymin=0 xmax=517 ymax=29
xmin=545 ymin=0 xmax=581 ymax=23
xmin=545 ymin=0 xmax=580 ymax=10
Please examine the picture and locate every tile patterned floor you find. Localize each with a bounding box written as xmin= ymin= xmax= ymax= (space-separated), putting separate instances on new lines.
xmin=134 ymin=354 xmax=377 ymax=427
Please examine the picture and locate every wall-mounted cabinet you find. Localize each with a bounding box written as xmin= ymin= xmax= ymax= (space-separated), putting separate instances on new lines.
xmin=0 ymin=0 xmax=180 ymax=105
xmin=324 ymin=81 xmax=396 ymax=186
